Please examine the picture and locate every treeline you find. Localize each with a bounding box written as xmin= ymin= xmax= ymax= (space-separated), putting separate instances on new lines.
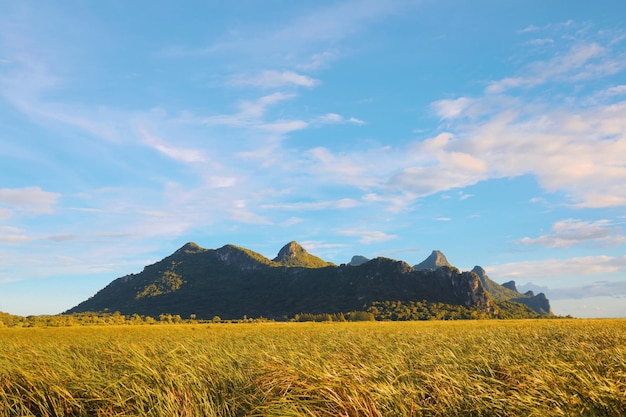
xmin=366 ymin=300 xmax=492 ymax=321
xmin=0 ymin=300 xmax=557 ymax=328
xmin=365 ymin=300 xmax=548 ymax=320
xmin=0 ymin=311 xmax=224 ymax=328
xmin=292 ymin=311 xmax=376 ymax=322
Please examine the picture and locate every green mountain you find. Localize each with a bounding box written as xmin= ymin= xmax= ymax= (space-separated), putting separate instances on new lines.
xmin=471 ymin=266 xmax=552 ymax=315
xmin=66 ymin=242 xmax=550 ymax=320
xmin=272 ymin=241 xmax=334 ymax=268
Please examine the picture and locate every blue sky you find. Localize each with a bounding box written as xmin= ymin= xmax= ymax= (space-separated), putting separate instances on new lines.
xmin=1 ymin=1 xmax=626 ymax=318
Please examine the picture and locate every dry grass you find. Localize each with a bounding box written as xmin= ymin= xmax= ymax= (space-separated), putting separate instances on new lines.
xmin=0 ymin=319 xmax=624 ymax=416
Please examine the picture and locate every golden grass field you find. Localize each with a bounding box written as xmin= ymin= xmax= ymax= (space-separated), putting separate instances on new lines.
xmin=0 ymin=319 xmax=624 ymax=416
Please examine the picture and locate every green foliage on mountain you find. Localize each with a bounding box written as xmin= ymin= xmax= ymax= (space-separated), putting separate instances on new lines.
xmin=136 ymin=268 xmax=184 ymax=299
xmin=66 ymin=242 xmax=550 ymax=321
xmin=272 ymin=241 xmax=335 ymax=268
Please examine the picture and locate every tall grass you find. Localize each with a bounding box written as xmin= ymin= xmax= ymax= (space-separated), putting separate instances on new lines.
xmin=0 ymin=320 xmax=624 ymax=416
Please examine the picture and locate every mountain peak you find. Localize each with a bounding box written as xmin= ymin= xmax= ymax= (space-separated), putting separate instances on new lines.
xmin=273 ymin=241 xmax=333 ymax=268
xmin=349 ymin=255 xmax=370 ymax=266
xmin=215 ymin=244 xmax=275 ymax=270
xmin=414 ymin=250 xmax=451 ymax=270
xmin=471 ymin=265 xmax=486 ymax=279
xmin=174 ymin=242 xmax=206 ymax=255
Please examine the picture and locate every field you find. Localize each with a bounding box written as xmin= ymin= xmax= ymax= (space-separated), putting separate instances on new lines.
xmin=0 ymin=320 xmax=624 ymax=416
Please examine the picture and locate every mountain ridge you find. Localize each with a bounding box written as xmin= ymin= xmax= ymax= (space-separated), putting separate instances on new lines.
xmin=66 ymin=242 xmax=551 ymax=320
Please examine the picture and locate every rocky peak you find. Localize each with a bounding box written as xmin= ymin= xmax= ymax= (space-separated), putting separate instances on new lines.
xmin=471 ymin=266 xmax=489 ymax=287
xmin=414 ymin=250 xmax=452 ymax=270
xmin=471 ymin=265 xmax=486 ymax=279
xmin=349 ymin=255 xmax=370 ymax=266
xmin=502 ymin=280 xmax=518 ymax=292
xmin=273 ymin=241 xmax=333 ymax=268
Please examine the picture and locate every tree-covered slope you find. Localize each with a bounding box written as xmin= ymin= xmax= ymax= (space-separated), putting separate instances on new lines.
xmin=66 ymin=242 xmax=550 ymax=320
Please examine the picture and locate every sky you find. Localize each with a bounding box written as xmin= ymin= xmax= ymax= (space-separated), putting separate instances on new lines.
xmin=1 ymin=1 xmax=626 ymax=318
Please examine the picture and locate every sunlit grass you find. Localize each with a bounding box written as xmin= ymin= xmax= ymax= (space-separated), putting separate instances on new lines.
xmin=0 ymin=320 xmax=624 ymax=416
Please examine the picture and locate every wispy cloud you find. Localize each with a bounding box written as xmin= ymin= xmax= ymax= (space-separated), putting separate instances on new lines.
xmin=486 ymin=42 xmax=610 ymax=94
xmin=261 ymin=198 xmax=360 ymax=211
xmin=138 ymin=128 xmax=211 ymax=164
xmin=487 ymin=255 xmax=626 ymax=281
xmin=337 ymin=229 xmax=398 ymax=244
xmin=0 ymin=187 xmax=60 ymax=215
xmin=518 ymin=219 xmax=626 ymax=248
xmin=0 ymin=226 xmax=30 ymax=243
xmin=258 ymin=120 xmax=309 ymax=134
xmin=165 ymin=0 xmax=416 ymax=63
xmin=431 ymin=97 xmax=474 ymax=120
xmin=315 ymin=113 xmax=365 ymax=125
xmin=550 ymin=280 xmax=626 ymax=300
xmin=228 ymin=70 xmax=319 ymax=88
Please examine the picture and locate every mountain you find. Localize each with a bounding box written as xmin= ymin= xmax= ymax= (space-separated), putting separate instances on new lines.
xmin=414 ymin=250 xmax=451 ymax=270
xmin=471 ymin=266 xmax=552 ymax=315
xmin=349 ymin=255 xmax=370 ymax=266
xmin=272 ymin=241 xmax=334 ymax=268
xmin=66 ymin=242 xmax=550 ymax=320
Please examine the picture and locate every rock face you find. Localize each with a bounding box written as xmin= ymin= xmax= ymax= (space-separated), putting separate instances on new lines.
xmin=471 ymin=265 xmax=552 ymax=315
xmin=272 ymin=241 xmax=334 ymax=268
xmin=349 ymin=255 xmax=370 ymax=266
xmin=414 ymin=250 xmax=452 ymax=270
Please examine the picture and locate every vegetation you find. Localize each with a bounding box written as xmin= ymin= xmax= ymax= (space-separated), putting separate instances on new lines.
xmin=0 ymin=319 xmax=623 ymax=416
xmin=272 ymin=241 xmax=335 ymax=268
xmin=67 ymin=243 xmax=527 ymax=320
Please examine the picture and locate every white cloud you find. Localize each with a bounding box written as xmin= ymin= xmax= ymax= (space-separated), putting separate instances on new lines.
xmin=487 ymin=255 xmax=626 ymax=281
xmin=238 ymin=92 xmax=296 ymax=120
xmin=525 ymin=38 xmax=554 ymax=47
xmin=303 ymin=147 xmax=382 ymax=187
xmin=138 ymin=128 xmax=210 ymax=164
xmin=0 ymin=226 xmax=30 ymax=243
xmin=599 ymin=85 xmax=626 ymax=97
xmin=258 ymin=120 xmax=309 ymax=134
xmin=362 ymin=192 xmax=416 ymax=213
xmin=316 ymin=113 xmax=365 ymax=125
xmin=205 ymin=176 xmax=237 ymax=188
xmin=549 ymin=280 xmax=626 ymax=300
xmin=391 ymin=148 xmax=488 ymax=197
xmin=337 ymin=229 xmax=398 ymax=244
xmin=431 ymin=97 xmax=473 ymax=120
xmin=296 ymin=50 xmax=337 ymax=70
xmin=518 ymin=219 xmax=626 ymax=248
xmin=229 ymin=70 xmax=319 ymax=88
xmin=281 ymin=217 xmax=304 ymax=227
xmin=261 ymin=198 xmax=360 ymax=211
xmin=0 ymin=187 xmax=60 ymax=214
xmin=395 ymin=58 xmax=626 ymax=207
xmin=485 ymin=42 xmax=624 ymax=94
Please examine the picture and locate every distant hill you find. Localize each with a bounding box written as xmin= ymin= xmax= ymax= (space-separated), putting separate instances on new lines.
xmin=66 ymin=242 xmax=551 ymax=320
